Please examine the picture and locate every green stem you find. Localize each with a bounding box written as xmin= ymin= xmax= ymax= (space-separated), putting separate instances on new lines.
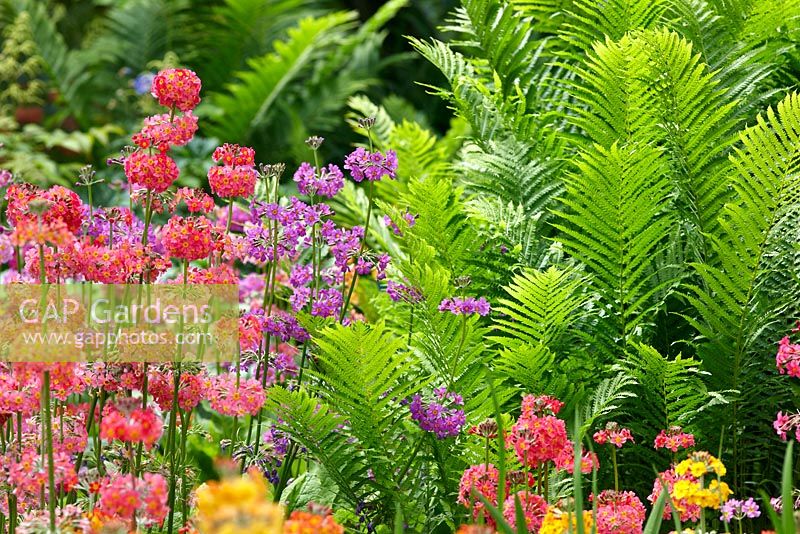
xmin=166 ymin=364 xmax=181 ymax=534
xmin=141 ymin=190 xmax=153 ymax=247
xmin=42 ymin=371 xmax=56 ymax=531
xmin=179 ymin=409 xmax=190 ymax=522
xmin=612 ymin=446 xmax=619 ymax=492
xmin=339 ymin=180 xmax=375 ymax=322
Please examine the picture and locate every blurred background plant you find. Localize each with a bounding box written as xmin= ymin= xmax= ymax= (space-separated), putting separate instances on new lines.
xmin=0 ymin=0 xmax=457 ymax=196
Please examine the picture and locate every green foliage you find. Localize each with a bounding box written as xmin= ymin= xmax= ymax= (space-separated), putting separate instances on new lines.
xmin=554 ymin=141 xmax=677 ymax=358
xmin=204 ymin=12 xmax=357 ymax=143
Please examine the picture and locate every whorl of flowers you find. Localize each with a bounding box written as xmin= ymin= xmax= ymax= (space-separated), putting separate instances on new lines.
xmin=539 ymin=507 xmax=594 ymax=534
xmin=408 ymin=387 xmax=466 ymax=439
xmin=208 ymin=165 xmax=258 ymax=199
xmin=213 ymin=143 xmax=256 ymax=166
xmin=171 ymin=187 xmax=215 ymax=213
xmin=194 ymin=469 xmax=284 ymax=534
xmin=555 ymin=444 xmax=600 ymax=474
xmin=150 ymin=68 xmax=202 ymax=111
xmin=8 ymin=447 xmax=78 ymax=506
xmin=438 ymin=296 xmax=491 ymax=316
xmin=124 ymin=151 xmax=180 ymax=193
xmin=208 ymin=373 xmax=267 ymax=417
xmin=653 ymin=426 xmax=695 ymax=452
xmin=96 ymin=472 xmax=169 ymax=527
xmin=594 ymin=421 xmax=635 ymax=447
xmin=648 ymin=467 xmax=702 ymax=522
xmin=132 ymin=112 xmax=198 ymax=152
xmin=521 ymin=394 xmax=564 ymax=418
xmin=594 ymin=490 xmax=646 ymax=534
xmin=293 ymin=162 xmax=345 ymax=198
xmin=720 ymin=497 xmax=761 ymax=522
xmin=669 ymin=451 xmax=732 ymax=511
xmin=776 ymin=335 xmax=800 ymax=378
xmin=457 ymin=464 xmax=499 ymax=521
xmin=284 ymin=505 xmax=344 ymax=534
xmin=161 ymin=215 xmax=214 ymax=260
xmin=502 ymin=491 xmax=547 ymax=532
xmin=7 ymin=184 xmax=84 ymax=233
xmin=99 ymin=399 xmax=163 ymax=448
xmin=343 ymin=147 xmax=398 ymax=182
xmin=148 ymin=370 xmax=206 ymax=412
xmin=507 ymin=409 xmax=568 ymax=468
xmin=774 ymin=410 xmax=800 ymax=441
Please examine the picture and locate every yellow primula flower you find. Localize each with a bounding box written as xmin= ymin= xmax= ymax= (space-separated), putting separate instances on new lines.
xmin=193 ymin=469 xmax=284 ymax=534
xmin=539 ymin=507 xmax=594 ymax=534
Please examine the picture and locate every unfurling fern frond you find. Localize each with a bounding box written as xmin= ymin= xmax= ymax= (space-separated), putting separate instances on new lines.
xmin=554 ymin=141 xmax=677 ymax=360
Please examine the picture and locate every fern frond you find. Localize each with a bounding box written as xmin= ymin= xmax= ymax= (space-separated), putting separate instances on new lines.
xmin=624 ymin=345 xmax=726 ymax=432
xmin=493 ymin=267 xmax=591 ymax=348
xmin=581 ymin=371 xmax=637 ymax=432
xmin=554 ymin=141 xmax=677 ymax=358
xmin=267 ymin=386 xmax=372 ymax=506
xmin=205 ymin=12 xmax=356 ymax=142
xmin=687 ymin=93 xmax=800 ymax=392
xmin=561 ymin=0 xmax=667 ymax=50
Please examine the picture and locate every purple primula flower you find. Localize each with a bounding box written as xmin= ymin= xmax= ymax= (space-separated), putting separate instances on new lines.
xmin=386 ymin=280 xmax=423 ymax=304
xmin=293 ymin=162 xmax=345 ymax=198
xmin=239 ymin=273 xmax=266 ymax=300
xmin=721 ymin=498 xmax=761 ymax=523
xmin=263 ymin=311 xmax=310 ymax=342
xmin=344 ymin=147 xmax=398 ymax=182
xmin=0 ymin=169 xmax=12 ymax=188
xmin=409 ymin=388 xmax=466 ymax=439
xmin=439 ymin=296 xmax=491 ymax=316
xmin=311 ymin=288 xmax=343 ymax=318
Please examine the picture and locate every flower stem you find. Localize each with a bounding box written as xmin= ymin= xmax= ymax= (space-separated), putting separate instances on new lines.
xmin=42 ymin=371 xmax=56 ymax=531
xmin=141 ymin=190 xmax=153 ymax=247
xmin=612 ymin=446 xmax=619 ymax=492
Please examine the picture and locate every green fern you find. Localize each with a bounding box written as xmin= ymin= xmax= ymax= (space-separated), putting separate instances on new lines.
xmin=266 ymin=386 xmax=372 ymax=507
xmin=554 ymin=141 xmax=677 ymax=359
xmin=493 ymin=267 xmax=591 ymax=348
xmin=561 ymin=0 xmax=668 ymax=50
xmin=624 ymin=344 xmax=727 ymax=432
xmin=581 ymin=371 xmax=637 ymax=432
xmin=205 ymin=12 xmax=356 ymax=142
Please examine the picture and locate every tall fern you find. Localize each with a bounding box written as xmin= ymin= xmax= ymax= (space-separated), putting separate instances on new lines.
xmin=686 ymin=92 xmax=800 ymax=486
xmin=554 ymin=141 xmax=677 ymax=359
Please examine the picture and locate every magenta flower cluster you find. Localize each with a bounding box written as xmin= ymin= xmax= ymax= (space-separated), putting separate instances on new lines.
xmin=409 ymin=388 xmax=466 ymax=439
xmin=386 ymin=280 xmax=423 ymax=304
xmin=720 ymin=497 xmax=760 ymax=522
xmin=343 ymin=147 xmax=398 ymax=182
xmin=293 ymin=162 xmax=345 ymax=198
xmin=438 ymin=296 xmax=491 ymax=316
